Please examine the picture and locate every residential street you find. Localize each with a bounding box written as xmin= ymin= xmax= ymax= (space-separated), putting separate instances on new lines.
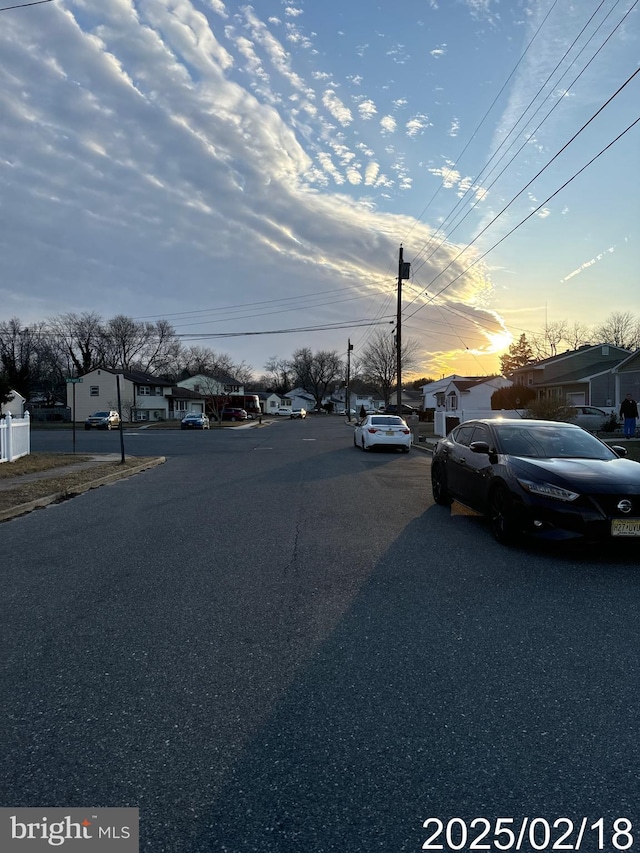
xmin=2 ymin=418 xmax=640 ymax=852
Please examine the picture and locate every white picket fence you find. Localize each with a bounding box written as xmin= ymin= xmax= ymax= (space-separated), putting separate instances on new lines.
xmin=0 ymin=412 xmax=31 ymax=463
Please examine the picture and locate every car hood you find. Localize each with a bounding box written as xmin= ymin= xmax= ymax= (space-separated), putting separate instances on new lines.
xmin=509 ymin=456 xmax=640 ymax=493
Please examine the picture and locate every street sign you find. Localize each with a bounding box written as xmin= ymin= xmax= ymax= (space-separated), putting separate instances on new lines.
xmin=65 ymin=378 xmax=83 ymax=383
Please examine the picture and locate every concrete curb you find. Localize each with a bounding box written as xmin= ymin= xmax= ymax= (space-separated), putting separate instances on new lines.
xmin=0 ymin=456 xmax=166 ymax=523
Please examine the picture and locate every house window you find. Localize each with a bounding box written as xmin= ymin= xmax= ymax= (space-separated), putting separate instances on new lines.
xmin=90 ymin=386 xmax=99 ymax=396
xmin=136 ymin=410 xmax=149 ymax=421
xmin=155 ymin=387 xmax=163 ymax=395
xmin=175 ymin=401 xmax=188 ymax=412
xmin=138 ymin=386 xmax=150 ymax=395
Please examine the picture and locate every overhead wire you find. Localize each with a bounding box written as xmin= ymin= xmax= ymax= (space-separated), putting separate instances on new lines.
xmin=403 ymin=113 xmax=640 ymax=326
xmin=410 ymin=0 xmax=637 ymax=280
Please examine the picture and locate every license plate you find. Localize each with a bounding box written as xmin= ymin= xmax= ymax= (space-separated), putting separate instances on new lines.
xmin=386 ymin=430 xmax=395 ymax=436
xmin=611 ymin=518 xmax=640 ymax=537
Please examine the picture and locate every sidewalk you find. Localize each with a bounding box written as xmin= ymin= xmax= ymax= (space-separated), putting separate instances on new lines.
xmin=0 ymin=454 xmax=165 ymax=522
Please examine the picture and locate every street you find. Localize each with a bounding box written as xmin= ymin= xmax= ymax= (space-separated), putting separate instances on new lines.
xmin=2 ymin=417 xmax=640 ymax=852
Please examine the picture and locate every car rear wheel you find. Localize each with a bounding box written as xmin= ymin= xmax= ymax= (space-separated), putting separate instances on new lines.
xmin=488 ymin=484 xmax=518 ymax=545
xmin=431 ymin=463 xmax=451 ymax=506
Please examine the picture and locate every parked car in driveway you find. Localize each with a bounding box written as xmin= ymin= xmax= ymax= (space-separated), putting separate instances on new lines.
xmin=181 ymin=412 xmax=210 ymax=430
xmin=353 ymin=414 xmax=411 ymax=452
xmin=290 ymin=408 xmax=307 ymax=419
xmin=84 ymin=410 xmax=120 ymax=430
xmin=384 ymin=404 xmax=417 ymax=416
xmin=275 ymin=407 xmax=293 ymax=417
xmin=565 ymin=405 xmax=610 ymax=431
xmin=430 ymin=418 xmax=640 ymax=545
xmin=221 ymin=408 xmax=247 ymax=422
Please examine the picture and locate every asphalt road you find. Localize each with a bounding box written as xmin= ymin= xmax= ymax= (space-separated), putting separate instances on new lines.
xmin=2 ymin=418 xmax=640 ymax=852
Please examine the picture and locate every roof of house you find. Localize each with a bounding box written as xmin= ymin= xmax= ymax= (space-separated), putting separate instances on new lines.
xmin=509 ymin=344 xmax=630 ymax=374
xmin=82 ymin=366 xmax=173 ymax=386
xmin=166 ymin=386 xmax=204 ymax=399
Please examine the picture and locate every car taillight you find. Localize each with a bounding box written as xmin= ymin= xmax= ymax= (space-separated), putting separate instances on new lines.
xmin=367 ymin=428 xmax=378 ymax=433
xmin=401 ymin=429 xmax=410 ymax=434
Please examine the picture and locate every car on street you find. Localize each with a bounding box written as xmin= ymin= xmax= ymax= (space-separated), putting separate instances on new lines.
xmin=221 ymin=408 xmax=247 ymax=422
xmin=181 ymin=412 xmax=210 ymax=429
xmin=275 ymin=407 xmax=293 ymax=416
xmin=84 ymin=410 xmax=121 ymax=430
xmin=353 ymin=414 xmax=411 ymax=452
xmin=290 ymin=408 xmax=307 ymax=419
xmin=430 ymin=418 xmax=640 ymax=545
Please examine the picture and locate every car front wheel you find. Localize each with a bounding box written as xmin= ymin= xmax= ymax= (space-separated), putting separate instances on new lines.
xmin=488 ymin=484 xmax=519 ymax=545
xmin=431 ymin=462 xmax=451 ymax=506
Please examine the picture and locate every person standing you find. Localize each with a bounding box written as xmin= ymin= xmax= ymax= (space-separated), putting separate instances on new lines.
xmin=619 ymin=393 xmax=639 ymax=439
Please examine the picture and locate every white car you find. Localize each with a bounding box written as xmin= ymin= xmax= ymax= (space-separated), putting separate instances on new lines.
xmin=275 ymin=407 xmax=293 ymax=416
xmin=290 ymin=408 xmax=307 ymax=419
xmin=353 ymin=414 xmax=411 ymax=452
xmin=565 ymin=405 xmax=609 ymax=431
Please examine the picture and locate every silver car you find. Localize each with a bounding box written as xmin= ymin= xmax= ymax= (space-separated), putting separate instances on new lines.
xmin=566 ymin=406 xmax=609 ymax=431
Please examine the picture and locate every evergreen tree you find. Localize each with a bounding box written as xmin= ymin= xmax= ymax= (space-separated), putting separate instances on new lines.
xmin=499 ymin=334 xmax=534 ymax=376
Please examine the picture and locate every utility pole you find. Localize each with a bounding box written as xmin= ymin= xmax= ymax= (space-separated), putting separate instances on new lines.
xmin=346 ymin=338 xmax=353 ymax=422
xmin=396 ymin=245 xmax=410 ymax=411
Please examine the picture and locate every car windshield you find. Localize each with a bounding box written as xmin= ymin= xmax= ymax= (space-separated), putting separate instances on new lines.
xmin=494 ymin=424 xmax=615 ymax=460
xmin=92 ymin=412 xmax=109 ymax=417
xmin=370 ymin=416 xmax=404 ymax=426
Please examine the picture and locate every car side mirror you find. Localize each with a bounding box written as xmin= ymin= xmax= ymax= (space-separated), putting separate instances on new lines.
xmin=469 ymin=441 xmax=490 ymax=454
xmin=611 ymin=445 xmax=628 ymax=458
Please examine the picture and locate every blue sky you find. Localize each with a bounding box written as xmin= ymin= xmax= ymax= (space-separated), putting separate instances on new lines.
xmin=1 ymin=0 xmax=638 ymax=378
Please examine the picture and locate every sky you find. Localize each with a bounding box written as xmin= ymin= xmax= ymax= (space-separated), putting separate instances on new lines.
xmin=1 ymin=0 xmax=638 ymax=380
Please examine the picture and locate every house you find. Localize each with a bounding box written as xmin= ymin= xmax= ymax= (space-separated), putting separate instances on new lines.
xmin=262 ymin=392 xmax=288 ymax=415
xmin=282 ymin=387 xmax=316 ymax=411
xmin=507 ymin=344 xmax=632 ymax=410
xmin=1 ymin=388 xmax=26 ymax=418
xmin=165 ymin=386 xmax=207 ymax=419
xmin=67 ymin=367 xmax=173 ymax=423
xmin=431 ymin=375 xmax=514 ymax=437
xmin=176 ymin=371 xmax=243 ymax=396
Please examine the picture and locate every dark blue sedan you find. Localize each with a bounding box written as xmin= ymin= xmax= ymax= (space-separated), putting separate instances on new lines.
xmin=430 ymin=418 xmax=640 ymax=545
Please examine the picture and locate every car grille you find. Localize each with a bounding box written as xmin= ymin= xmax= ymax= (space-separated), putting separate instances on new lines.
xmin=588 ymin=493 xmax=640 ymax=517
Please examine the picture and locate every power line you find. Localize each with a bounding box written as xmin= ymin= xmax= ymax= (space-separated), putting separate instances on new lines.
xmin=411 ymin=0 xmax=637 ymax=279
xmin=403 ymin=113 xmax=640 ymax=325
xmin=0 ymin=0 xmax=54 ymax=10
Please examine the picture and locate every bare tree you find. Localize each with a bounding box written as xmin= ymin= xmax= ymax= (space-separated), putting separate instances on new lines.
xmin=564 ymin=321 xmax=592 ymax=351
xmin=290 ymin=348 xmax=343 ymax=408
xmin=49 ymin=311 xmax=106 ymax=376
xmin=530 ymin=321 xmax=569 ymax=359
xmin=358 ymin=330 xmax=420 ymax=405
xmin=263 ymin=356 xmax=293 ymax=394
xmin=0 ymin=318 xmax=45 ymax=399
xmin=594 ymin=311 xmax=640 ymax=350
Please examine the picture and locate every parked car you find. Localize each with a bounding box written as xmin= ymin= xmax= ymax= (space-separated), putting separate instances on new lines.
xmin=353 ymin=414 xmax=411 ymax=452
xmin=565 ymin=405 xmax=610 ymax=431
xmin=430 ymin=418 xmax=640 ymax=545
xmin=221 ymin=408 xmax=247 ymax=422
xmin=384 ymin=404 xmax=417 ymax=416
xmin=290 ymin=408 xmax=307 ymax=419
xmin=181 ymin=412 xmax=210 ymax=430
xmin=337 ymin=408 xmax=356 ymax=416
xmin=84 ymin=410 xmax=120 ymax=430
xmin=275 ymin=407 xmax=293 ymax=417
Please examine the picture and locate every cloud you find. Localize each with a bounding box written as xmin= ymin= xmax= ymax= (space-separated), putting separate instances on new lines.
xmin=0 ymin=0 xmax=501 ymax=372
xmin=322 ymin=90 xmax=353 ymax=126
xmin=430 ymin=45 xmax=447 ymax=58
xmin=448 ymin=117 xmax=460 ymax=137
xmin=406 ymin=113 xmax=431 ymax=137
xmin=380 ymin=115 xmax=397 ymax=135
xmin=357 ymin=99 xmax=377 ymax=120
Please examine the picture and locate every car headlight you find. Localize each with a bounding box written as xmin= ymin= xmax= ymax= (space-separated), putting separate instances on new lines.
xmin=516 ymin=478 xmax=579 ymax=502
